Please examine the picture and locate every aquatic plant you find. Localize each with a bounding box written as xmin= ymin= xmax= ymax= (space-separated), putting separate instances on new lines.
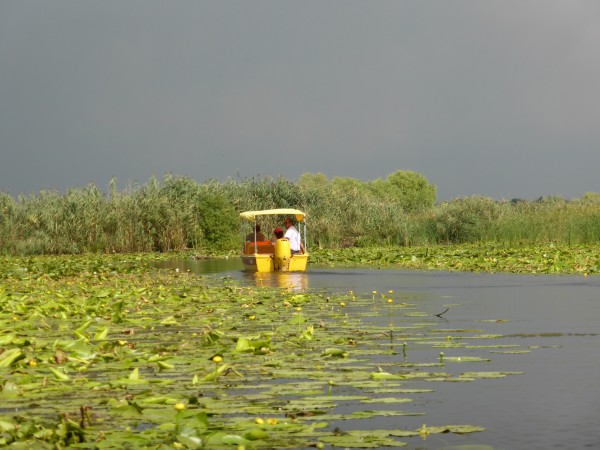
xmin=310 ymin=243 xmax=599 ymax=275
xmin=0 ymin=254 xmax=539 ymax=448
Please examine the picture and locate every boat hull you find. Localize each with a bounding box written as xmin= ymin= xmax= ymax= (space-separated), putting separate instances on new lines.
xmin=241 ymin=253 xmax=308 ymax=272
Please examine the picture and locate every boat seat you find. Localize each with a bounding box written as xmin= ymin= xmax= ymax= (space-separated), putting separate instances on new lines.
xmin=245 ymin=241 xmax=274 ymax=255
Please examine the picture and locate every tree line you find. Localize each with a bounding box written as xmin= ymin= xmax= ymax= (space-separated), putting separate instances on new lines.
xmin=0 ymin=171 xmax=598 ymax=255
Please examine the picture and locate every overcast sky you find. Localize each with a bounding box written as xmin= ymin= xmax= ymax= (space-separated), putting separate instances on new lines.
xmin=1 ymin=1 xmax=599 ymax=201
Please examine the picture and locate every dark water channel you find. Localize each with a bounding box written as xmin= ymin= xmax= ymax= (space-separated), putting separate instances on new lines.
xmin=160 ymin=258 xmax=600 ymax=449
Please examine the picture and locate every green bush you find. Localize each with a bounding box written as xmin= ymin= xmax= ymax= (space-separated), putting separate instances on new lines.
xmin=431 ymin=196 xmax=503 ymax=243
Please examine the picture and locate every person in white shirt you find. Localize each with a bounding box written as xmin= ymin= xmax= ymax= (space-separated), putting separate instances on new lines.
xmin=283 ymin=217 xmax=305 ymax=254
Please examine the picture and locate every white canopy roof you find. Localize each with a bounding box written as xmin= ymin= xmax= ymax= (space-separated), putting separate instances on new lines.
xmin=239 ymin=208 xmax=306 ymax=222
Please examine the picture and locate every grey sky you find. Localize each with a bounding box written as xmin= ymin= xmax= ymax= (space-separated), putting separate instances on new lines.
xmin=1 ymin=1 xmax=599 ymax=201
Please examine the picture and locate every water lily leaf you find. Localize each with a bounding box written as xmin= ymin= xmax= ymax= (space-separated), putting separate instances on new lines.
xmin=160 ymin=315 xmax=179 ymax=325
xmin=94 ymin=290 xmax=112 ymax=298
xmin=59 ymin=338 xmax=96 ymax=360
xmin=312 ymin=395 xmax=369 ymax=402
xmin=200 ymin=330 xmax=225 ymax=346
xmin=235 ymin=337 xmax=253 ymax=352
xmin=243 ymin=428 xmax=269 ymax=440
xmin=177 ymin=434 xmax=203 ymax=449
xmin=434 ymin=329 xmax=484 ymax=333
xmin=109 ymin=368 xmax=149 ymax=386
xmin=360 ymin=397 xmax=412 ymax=404
xmin=199 ymin=363 xmax=229 ymax=382
xmin=0 ymin=419 xmax=16 ymax=432
xmin=0 ymin=348 xmax=24 ymax=367
xmin=370 ymin=367 xmax=404 ymax=380
xmin=111 ymin=300 xmax=124 ymax=323
xmin=432 ymin=342 xmax=464 ymax=348
xmin=301 ymin=325 xmax=314 ymax=340
xmin=460 ymin=372 xmax=524 ymax=379
xmin=76 ymin=319 xmax=94 ymax=333
xmin=157 ymin=360 xmax=175 ymax=370
xmin=322 ymin=348 xmax=348 ymax=358
xmin=139 ymin=396 xmax=177 ymax=405
xmin=147 ymin=353 xmax=165 ymax=362
xmin=0 ymin=334 xmax=17 ymax=345
xmin=465 ymin=344 xmax=520 ymax=349
xmin=325 ymin=410 xmax=424 ymax=420
xmin=428 ymin=377 xmax=475 ymax=382
xmin=490 ymin=350 xmax=531 ymax=354
xmin=443 ymin=357 xmax=491 ymax=362
xmin=289 ymin=314 xmax=307 ymax=324
xmin=320 ymin=431 xmax=407 ymax=448
xmin=287 ymin=293 xmax=312 ymax=304
xmin=418 ymin=424 xmax=485 ymax=434
xmin=110 ymin=401 xmax=144 ymax=417
xmin=94 ymin=327 xmax=109 ymax=341
xmin=0 ymin=381 xmax=22 ymax=397
xmin=49 ymin=367 xmax=70 ymax=381
xmin=235 ymin=335 xmax=271 ymax=353
xmin=218 ymin=433 xmax=250 ymax=445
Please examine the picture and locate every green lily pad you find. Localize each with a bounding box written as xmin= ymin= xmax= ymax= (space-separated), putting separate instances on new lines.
xmin=320 ymin=430 xmax=408 ymax=447
xmin=442 ymin=357 xmax=491 ymax=362
xmin=418 ymin=424 xmax=485 ymax=434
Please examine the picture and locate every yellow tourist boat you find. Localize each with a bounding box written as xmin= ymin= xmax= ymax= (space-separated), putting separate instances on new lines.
xmin=240 ymin=208 xmax=309 ymax=272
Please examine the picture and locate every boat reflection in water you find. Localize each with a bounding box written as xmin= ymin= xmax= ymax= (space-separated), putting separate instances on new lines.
xmin=154 ymin=257 xmax=308 ymax=290
xmin=245 ymin=270 xmax=308 ymax=291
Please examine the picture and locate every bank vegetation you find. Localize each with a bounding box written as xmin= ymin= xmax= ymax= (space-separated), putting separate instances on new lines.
xmin=1 ymin=172 xmax=599 ymax=255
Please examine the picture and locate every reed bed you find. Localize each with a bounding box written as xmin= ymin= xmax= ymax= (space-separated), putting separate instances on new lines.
xmin=1 ymin=174 xmax=598 ymax=255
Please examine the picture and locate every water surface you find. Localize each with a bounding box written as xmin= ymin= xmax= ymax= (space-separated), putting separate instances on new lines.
xmin=160 ymin=258 xmax=600 ymax=449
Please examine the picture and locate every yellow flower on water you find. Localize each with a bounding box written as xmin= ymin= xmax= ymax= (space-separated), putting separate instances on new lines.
xmin=339 ymin=302 xmax=346 ymax=307
xmin=266 ymin=418 xmax=278 ymax=425
xmin=212 ymin=355 xmax=223 ymax=363
xmin=174 ymin=403 xmax=186 ymax=411
xmin=255 ymin=417 xmax=264 ymax=425
xmin=387 ymin=298 xmax=393 ymax=304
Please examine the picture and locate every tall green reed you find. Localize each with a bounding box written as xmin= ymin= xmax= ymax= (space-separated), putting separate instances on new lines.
xmin=1 ymin=173 xmax=598 ymax=255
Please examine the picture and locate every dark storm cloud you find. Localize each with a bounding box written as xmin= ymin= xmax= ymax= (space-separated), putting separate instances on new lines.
xmin=1 ymin=1 xmax=599 ymax=200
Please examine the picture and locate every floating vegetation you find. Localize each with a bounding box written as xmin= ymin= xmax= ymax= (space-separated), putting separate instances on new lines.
xmin=311 ymin=244 xmax=600 ymax=275
xmin=0 ymin=254 xmax=536 ymax=448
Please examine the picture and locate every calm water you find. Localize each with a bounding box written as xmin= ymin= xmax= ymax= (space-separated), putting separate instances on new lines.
xmin=160 ymin=258 xmax=600 ymax=449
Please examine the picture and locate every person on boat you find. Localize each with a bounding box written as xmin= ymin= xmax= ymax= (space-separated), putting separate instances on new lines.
xmin=270 ymin=227 xmax=285 ymax=243
xmin=283 ymin=217 xmax=305 ymax=254
xmin=246 ymin=224 xmax=266 ymax=242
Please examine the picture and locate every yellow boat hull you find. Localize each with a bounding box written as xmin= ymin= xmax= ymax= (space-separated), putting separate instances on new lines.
xmin=241 ymin=253 xmax=308 ymax=272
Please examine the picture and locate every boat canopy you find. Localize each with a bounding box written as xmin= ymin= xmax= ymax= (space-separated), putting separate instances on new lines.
xmin=239 ymin=208 xmax=306 ymax=222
